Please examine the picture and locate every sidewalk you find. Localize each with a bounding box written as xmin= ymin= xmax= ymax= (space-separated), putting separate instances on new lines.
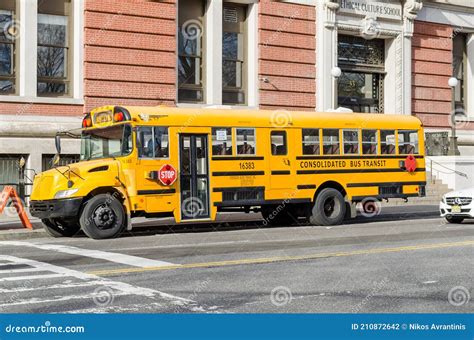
xmin=0 ymin=209 xmax=46 ymax=240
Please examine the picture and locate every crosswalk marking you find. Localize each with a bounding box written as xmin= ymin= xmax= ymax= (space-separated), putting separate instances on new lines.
xmin=0 ymin=273 xmax=66 ymax=282
xmin=0 ymin=241 xmax=179 ymax=268
xmin=0 ymin=255 xmax=209 ymax=312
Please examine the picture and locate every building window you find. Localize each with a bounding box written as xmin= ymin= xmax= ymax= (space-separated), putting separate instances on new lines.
xmin=337 ymin=35 xmax=385 ymax=113
xmin=0 ymin=0 xmax=17 ymax=95
xmin=453 ymin=34 xmax=467 ymax=111
xmin=222 ymin=4 xmax=246 ymax=105
xmin=178 ymin=0 xmax=204 ymax=103
xmin=37 ymin=0 xmax=71 ymax=96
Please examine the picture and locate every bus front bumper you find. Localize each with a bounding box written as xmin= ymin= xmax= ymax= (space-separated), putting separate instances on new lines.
xmin=30 ymin=198 xmax=83 ymax=220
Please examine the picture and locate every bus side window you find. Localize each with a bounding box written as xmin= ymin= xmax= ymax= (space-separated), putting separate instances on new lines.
xmin=302 ymin=129 xmax=320 ymax=155
xmin=154 ymin=127 xmax=169 ymax=158
xmin=343 ymin=130 xmax=359 ymax=155
xmin=362 ymin=130 xmax=378 ymax=155
xmin=212 ymin=128 xmax=233 ymax=156
xmin=236 ymin=128 xmax=256 ymax=155
xmin=137 ymin=127 xmax=169 ymax=158
xmin=271 ymin=131 xmax=287 ymax=155
xmin=323 ymin=129 xmax=340 ymax=155
xmin=137 ymin=127 xmax=153 ymax=158
xmin=380 ymin=130 xmax=396 ymax=155
xmin=398 ymin=130 xmax=419 ymax=154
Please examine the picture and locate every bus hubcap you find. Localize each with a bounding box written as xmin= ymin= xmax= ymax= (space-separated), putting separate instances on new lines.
xmin=324 ymin=198 xmax=336 ymax=217
xmin=93 ymin=205 xmax=116 ymax=229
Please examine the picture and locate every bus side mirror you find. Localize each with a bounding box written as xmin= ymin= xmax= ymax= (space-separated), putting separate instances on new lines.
xmin=55 ymin=135 xmax=62 ymax=154
xmin=52 ymin=154 xmax=61 ymax=166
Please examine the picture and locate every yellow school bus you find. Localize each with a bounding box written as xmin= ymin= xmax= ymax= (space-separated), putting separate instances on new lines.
xmin=29 ymin=105 xmax=426 ymax=239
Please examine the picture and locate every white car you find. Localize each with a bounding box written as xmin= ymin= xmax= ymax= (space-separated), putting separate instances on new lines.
xmin=440 ymin=187 xmax=474 ymax=223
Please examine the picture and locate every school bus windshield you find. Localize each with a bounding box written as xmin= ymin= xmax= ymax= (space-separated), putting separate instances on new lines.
xmin=80 ymin=124 xmax=133 ymax=161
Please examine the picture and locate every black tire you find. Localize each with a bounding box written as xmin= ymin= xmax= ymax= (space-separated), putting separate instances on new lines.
xmin=79 ymin=193 xmax=126 ymax=239
xmin=261 ymin=205 xmax=298 ymax=226
xmin=310 ymin=188 xmax=346 ymax=226
xmin=445 ymin=216 xmax=464 ymax=224
xmin=42 ymin=218 xmax=81 ymax=238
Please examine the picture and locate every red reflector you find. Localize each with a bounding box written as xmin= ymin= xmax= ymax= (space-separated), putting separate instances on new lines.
xmin=114 ymin=112 xmax=124 ymax=122
xmin=82 ymin=118 xmax=92 ymax=128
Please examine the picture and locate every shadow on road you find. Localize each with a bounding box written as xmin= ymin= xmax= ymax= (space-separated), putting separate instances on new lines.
xmin=118 ymin=205 xmax=446 ymax=238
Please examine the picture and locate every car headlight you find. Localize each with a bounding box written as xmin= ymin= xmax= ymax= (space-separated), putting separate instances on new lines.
xmin=54 ymin=189 xmax=79 ymax=199
xmin=441 ymin=196 xmax=446 ymax=204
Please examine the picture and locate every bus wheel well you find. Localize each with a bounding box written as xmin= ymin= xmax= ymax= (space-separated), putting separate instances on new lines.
xmin=85 ymin=187 xmax=125 ymax=203
xmin=314 ymin=181 xmax=347 ymax=201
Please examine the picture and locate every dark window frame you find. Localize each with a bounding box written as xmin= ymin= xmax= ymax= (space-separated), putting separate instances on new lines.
xmin=271 ymin=131 xmax=287 ymax=156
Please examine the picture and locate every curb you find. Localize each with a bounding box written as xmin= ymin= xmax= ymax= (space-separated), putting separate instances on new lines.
xmin=0 ymin=229 xmax=48 ymax=241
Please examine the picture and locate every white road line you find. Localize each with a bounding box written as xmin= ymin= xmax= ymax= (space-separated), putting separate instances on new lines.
xmin=0 ymin=291 xmax=132 ymax=308
xmin=0 ymin=273 xmax=67 ymax=282
xmin=0 ymin=241 xmax=179 ymax=268
xmin=0 ymin=255 xmax=208 ymax=312
xmin=0 ymin=281 xmax=106 ymax=294
xmin=0 ymin=267 xmax=49 ymax=274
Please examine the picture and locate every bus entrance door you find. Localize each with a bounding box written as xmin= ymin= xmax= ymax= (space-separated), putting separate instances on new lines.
xmin=179 ymin=134 xmax=210 ymax=220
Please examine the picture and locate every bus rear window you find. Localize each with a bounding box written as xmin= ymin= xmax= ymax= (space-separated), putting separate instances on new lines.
xmin=398 ymin=130 xmax=419 ymax=154
xmin=380 ymin=130 xmax=396 ymax=155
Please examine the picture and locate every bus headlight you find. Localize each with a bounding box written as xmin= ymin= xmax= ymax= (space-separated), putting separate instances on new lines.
xmin=54 ymin=189 xmax=79 ymax=199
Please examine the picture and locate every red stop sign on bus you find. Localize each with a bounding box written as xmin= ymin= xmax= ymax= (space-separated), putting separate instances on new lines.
xmin=158 ymin=164 xmax=177 ymax=186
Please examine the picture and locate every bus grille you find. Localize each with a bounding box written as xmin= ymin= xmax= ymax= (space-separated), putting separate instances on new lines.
xmin=222 ymin=189 xmax=264 ymax=202
xmin=379 ymin=186 xmax=402 ymax=195
xmin=446 ymin=197 xmax=472 ymax=206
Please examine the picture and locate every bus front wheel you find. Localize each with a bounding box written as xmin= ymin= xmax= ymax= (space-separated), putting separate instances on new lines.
xmin=79 ymin=194 xmax=126 ymax=239
xmin=310 ymin=188 xmax=346 ymax=226
xmin=42 ymin=218 xmax=81 ymax=238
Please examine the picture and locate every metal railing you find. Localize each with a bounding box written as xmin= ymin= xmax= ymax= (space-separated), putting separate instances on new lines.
xmin=427 ymin=158 xmax=469 ymax=184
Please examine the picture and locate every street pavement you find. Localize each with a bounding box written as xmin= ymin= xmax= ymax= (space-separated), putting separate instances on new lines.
xmin=0 ymin=206 xmax=472 ymax=314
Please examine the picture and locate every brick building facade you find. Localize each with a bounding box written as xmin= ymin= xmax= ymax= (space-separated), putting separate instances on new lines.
xmin=0 ymin=0 xmax=473 ymax=186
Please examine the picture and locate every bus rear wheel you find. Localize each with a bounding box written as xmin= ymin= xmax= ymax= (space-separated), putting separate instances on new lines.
xmin=79 ymin=194 xmax=126 ymax=239
xmin=310 ymin=188 xmax=346 ymax=226
xmin=42 ymin=218 xmax=81 ymax=238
